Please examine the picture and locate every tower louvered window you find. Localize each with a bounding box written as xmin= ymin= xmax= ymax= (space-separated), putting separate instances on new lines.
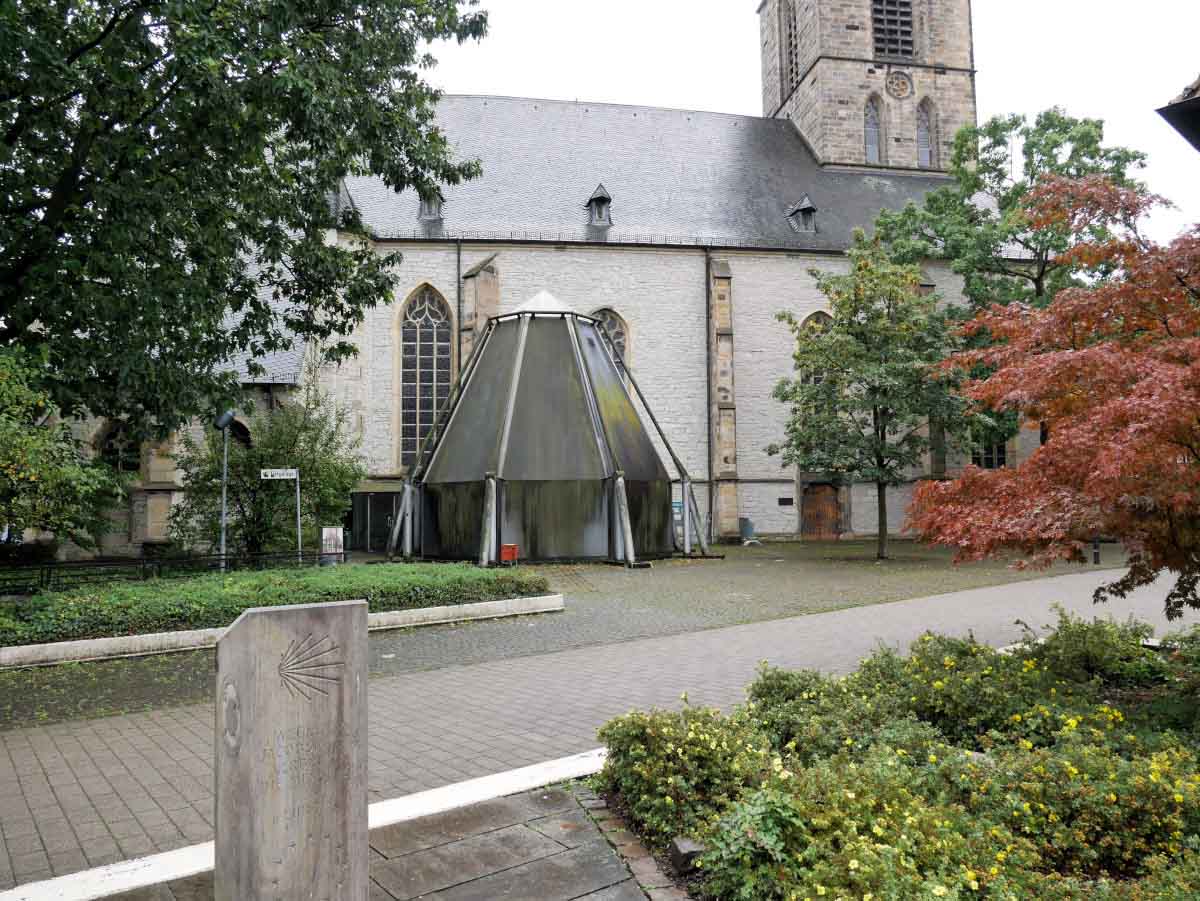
xmin=399 ymin=286 xmax=452 ymax=468
xmin=782 ymin=1 xmax=800 ymax=94
xmin=873 ymin=0 xmax=914 ymax=59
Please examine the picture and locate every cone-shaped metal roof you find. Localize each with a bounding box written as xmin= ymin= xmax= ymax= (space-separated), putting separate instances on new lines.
xmin=422 ymin=298 xmax=669 ymax=485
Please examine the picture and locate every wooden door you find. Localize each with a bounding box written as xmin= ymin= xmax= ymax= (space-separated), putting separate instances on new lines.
xmin=802 ymin=484 xmax=839 ymax=539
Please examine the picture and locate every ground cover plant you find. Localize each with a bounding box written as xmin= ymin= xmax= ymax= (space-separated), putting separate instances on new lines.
xmin=598 ymin=608 xmax=1200 ymax=899
xmin=0 ymin=563 xmax=548 ymax=646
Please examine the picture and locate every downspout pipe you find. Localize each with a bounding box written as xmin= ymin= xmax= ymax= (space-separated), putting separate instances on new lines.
xmin=456 ymin=240 xmax=463 ymax=370
xmin=703 ymin=248 xmax=714 ymax=544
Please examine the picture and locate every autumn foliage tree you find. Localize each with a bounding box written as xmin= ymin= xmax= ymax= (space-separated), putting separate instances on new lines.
xmin=909 ymin=175 xmax=1200 ymax=617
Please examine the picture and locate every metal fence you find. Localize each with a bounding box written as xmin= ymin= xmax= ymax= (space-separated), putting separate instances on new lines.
xmin=0 ymin=550 xmax=346 ymax=596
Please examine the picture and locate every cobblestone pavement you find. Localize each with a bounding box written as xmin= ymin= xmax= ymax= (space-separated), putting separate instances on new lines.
xmin=2 ymin=568 xmax=1195 ymax=889
xmin=107 ymin=785 xmax=654 ymax=901
xmin=0 ymin=542 xmax=1118 ymax=730
xmin=368 ymin=542 xmax=1128 ymax=676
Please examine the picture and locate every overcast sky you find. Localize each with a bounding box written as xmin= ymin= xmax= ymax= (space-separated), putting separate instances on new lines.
xmin=429 ymin=1 xmax=1199 ymax=242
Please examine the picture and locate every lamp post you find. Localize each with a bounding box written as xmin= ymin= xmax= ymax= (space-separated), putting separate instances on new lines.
xmin=214 ymin=410 xmax=236 ymax=571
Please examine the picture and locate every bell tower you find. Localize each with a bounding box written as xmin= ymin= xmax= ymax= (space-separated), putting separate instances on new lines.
xmin=759 ymin=0 xmax=977 ymax=171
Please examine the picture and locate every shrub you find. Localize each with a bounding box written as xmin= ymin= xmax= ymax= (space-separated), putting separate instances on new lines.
xmin=700 ymin=749 xmax=1041 ymax=901
xmin=896 ymin=632 xmax=1088 ymax=746
xmin=596 ymin=705 xmax=771 ymax=850
xmin=945 ymin=740 xmax=1200 ymax=878
xmin=1026 ymin=606 xmax=1169 ymax=687
xmin=748 ymin=663 xmax=930 ymax=765
xmin=0 ymin=564 xmax=549 ymax=645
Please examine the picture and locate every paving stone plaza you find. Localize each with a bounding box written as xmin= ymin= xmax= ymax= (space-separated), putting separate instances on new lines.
xmin=1 ymin=563 xmax=1196 ymax=893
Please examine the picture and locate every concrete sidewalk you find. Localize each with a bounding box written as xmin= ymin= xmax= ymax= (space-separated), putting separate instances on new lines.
xmin=2 ymin=570 xmax=1197 ymax=889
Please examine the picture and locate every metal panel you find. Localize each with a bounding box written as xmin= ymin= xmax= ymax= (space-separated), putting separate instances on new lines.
xmin=419 ymin=482 xmax=484 ymax=559
xmin=576 ymin=319 xmax=669 ymax=482
xmin=423 ymin=320 xmax=520 ymax=484
xmin=501 ymin=317 xmax=608 ymax=481
xmin=625 ymin=479 xmax=674 ymax=556
xmin=500 ymin=481 xmax=609 ymax=560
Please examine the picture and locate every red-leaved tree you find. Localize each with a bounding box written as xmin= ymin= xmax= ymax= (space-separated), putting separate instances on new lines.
xmin=909 ymin=175 xmax=1200 ymax=617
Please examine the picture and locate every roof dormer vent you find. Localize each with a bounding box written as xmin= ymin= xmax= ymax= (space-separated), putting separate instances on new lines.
xmin=418 ymin=191 xmax=443 ymax=222
xmin=786 ymin=195 xmax=818 ymax=233
xmin=586 ymin=184 xmax=612 ymax=227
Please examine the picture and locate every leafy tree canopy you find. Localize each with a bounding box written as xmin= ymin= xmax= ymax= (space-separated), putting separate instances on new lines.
xmin=1 ymin=0 xmax=486 ymax=438
xmin=909 ymin=176 xmax=1200 ymax=618
xmin=0 ymin=348 xmax=123 ymax=550
xmin=876 ymin=108 xmax=1145 ymax=308
xmin=770 ymin=233 xmax=972 ymax=560
xmin=170 ymin=359 xmax=366 ymax=556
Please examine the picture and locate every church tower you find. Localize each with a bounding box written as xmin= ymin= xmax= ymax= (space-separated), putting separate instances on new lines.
xmin=759 ymin=0 xmax=977 ymax=171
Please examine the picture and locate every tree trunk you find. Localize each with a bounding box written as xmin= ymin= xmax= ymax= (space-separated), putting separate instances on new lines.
xmin=876 ymin=481 xmax=889 ymax=560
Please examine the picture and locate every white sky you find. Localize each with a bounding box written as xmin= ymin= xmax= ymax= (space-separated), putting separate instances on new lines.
xmin=428 ymin=0 xmax=1200 ymax=243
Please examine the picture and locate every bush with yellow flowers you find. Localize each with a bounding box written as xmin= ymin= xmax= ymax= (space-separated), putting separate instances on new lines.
xmin=596 ymin=704 xmax=772 ymax=849
xmin=598 ymin=611 xmax=1200 ymax=899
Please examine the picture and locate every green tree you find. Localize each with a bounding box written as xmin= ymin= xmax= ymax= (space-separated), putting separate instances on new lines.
xmin=170 ymin=362 xmax=366 ymax=556
xmin=0 ymin=349 xmax=123 ymax=552
xmin=876 ymin=108 xmax=1145 ymax=308
xmin=1 ymin=0 xmax=486 ymax=438
xmin=770 ymin=234 xmax=968 ymax=560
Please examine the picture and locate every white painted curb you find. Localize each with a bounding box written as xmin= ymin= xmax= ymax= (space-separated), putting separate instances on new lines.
xmin=0 ymin=594 xmax=564 ymax=669
xmin=0 ymin=747 xmax=608 ymax=901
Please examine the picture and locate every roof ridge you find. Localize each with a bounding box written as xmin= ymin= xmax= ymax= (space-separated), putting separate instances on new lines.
xmin=437 ymin=93 xmax=776 ymax=124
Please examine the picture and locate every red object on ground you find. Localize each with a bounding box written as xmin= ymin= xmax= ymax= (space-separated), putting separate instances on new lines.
xmin=500 ymin=544 xmax=519 ymax=564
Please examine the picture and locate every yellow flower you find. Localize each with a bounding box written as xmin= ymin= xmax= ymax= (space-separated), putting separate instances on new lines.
xmin=933 ymin=887 xmax=948 ymax=897
xmin=816 ymin=886 xmax=826 ymax=897
xmin=849 ymin=859 xmax=860 ymax=870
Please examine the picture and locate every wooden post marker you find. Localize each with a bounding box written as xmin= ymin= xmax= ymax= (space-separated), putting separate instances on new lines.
xmin=215 ymin=600 xmax=368 ymax=900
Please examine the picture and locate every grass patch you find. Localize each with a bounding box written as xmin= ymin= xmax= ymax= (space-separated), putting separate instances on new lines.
xmin=599 ymin=607 xmax=1200 ymax=899
xmin=0 ymin=563 xmax=549 ymax=646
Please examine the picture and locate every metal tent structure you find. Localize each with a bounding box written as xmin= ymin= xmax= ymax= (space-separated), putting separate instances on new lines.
xmin=387 ymin=291 xmax=707 ymax=565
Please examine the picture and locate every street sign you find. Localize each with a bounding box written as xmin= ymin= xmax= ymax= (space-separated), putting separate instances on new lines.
xmin=259 ymin=468 xmax=303 ymax=562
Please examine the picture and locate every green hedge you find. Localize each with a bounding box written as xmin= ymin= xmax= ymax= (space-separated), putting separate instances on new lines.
xmin=0 ymin=564 xmax=550 ymax=646
xmin=599 ymin=607 xmax=1200 ymax=900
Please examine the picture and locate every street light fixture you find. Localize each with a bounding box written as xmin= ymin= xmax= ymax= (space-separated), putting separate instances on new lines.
xmin=214 ymin=410 xmax=235 ymax=571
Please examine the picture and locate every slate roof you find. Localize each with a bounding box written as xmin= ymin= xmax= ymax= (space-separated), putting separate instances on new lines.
xmin=342 ymin=95 xmax=953 ymax=252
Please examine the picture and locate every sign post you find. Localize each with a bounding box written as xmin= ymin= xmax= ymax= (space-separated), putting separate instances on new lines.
xmin=261 ymin=468 xmax=302 ymax=563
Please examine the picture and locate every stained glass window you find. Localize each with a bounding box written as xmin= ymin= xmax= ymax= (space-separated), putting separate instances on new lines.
xmin=592 ymin=308 xmax=629 ymax=368
xmin=399 ymin=286 xmax=452 ymax=468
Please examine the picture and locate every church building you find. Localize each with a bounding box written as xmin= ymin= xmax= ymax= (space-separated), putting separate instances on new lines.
xmin=93 ymin=0 xmax=1039 ymax=556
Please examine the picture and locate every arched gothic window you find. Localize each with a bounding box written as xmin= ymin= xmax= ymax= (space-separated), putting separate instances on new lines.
xmin=399 ymin=286 xmax=452 ymax=468
xmin=803 ymin=311 xmax=832 ymax=332
xmin=801 ymin=311 xmax=833 ymax=385
xmin=591 ymin=309 xmax=629 ymax=367
xmin=865 ymin=97 xmax=884 ymax=165
xmin=917 ymin=99 xmax=936 ymax=169
xmin=98 ymin=423 xmax=140 ymax=474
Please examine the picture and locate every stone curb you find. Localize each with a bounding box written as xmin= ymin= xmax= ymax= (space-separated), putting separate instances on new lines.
xmin=0 ymin=593 xmax=564 ymax=669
